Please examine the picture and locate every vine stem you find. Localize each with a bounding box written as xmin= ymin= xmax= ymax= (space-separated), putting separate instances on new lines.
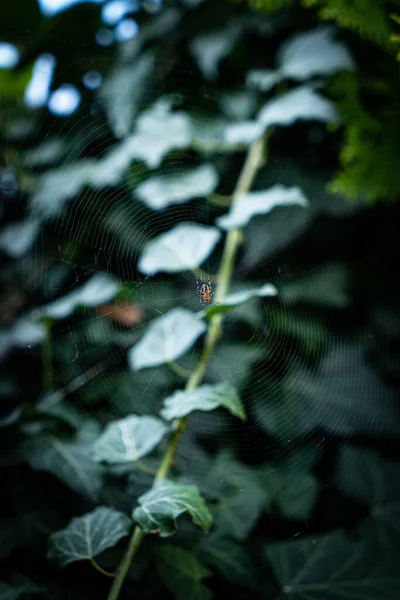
xmin=106 ymin=136 xmax=265 ymax=600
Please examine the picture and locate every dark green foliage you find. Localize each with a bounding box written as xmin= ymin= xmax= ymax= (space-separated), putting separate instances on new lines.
xmin=1 ymin=0 xmax=400 ymax=599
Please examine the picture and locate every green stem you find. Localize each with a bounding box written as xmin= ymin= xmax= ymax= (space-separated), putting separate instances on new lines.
xmin=90 ymin=559 xmax=115 ymax=578
xmin=42 ymin=319 xmax=54 ymax=391
xmin=106 ymin=136 xmax=265 ymax=600
xmin=167 ymin=360 xmax=192 ymax=379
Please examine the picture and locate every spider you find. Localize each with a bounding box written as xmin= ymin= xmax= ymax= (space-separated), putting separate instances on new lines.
xmin=196 ymin=278 xmax=213 ymax=304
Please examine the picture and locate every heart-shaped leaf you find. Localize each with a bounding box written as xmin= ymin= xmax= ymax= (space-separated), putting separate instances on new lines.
xmin=92 ymin=415 xmax=169 ymax=465
xmin=216 ymin=185 xmax=309 ymax=230
xmin=247 ymin=27 xmax=355 ymax=92
xmin=266 ymin=530 xmax=400 ymax=599
xmin=21 ymin=423 xmax=103 ymax=500
xmin=138 ymin=223 xmax=221 ymax=275
xmin=48 ymin=507 xmax=131 ymax=567
xmin=129 ymin=308 xmax=206 ymax=370
xmin=202 ymin=283 xmax=277 ymax=318
xmin=161 ymin=382 xmax=246 ymax=421
xmin=154 ymin=545 xmax=212 ymax=600
xmin=258 ymin=86 xmax=340 ymax=130
xmin=135 ymin=164 xmax=218 ymax=211
xmin=42 ymin=273 xmax=121 ymax=319
xmin=133 ymin=480 xmax=213 ymax=537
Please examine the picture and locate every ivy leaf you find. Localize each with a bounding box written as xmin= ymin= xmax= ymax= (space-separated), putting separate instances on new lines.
xmin=154 ymin=545 xmax=212 ymax=600
xmin=258 ymin=86 xmax=340 ymax=130
xmin=0 ymin=218 xmax=41 ymax=259
xmin=337 ymin=446 xmax=400 ymax=556
xmin=48 ymin=507 xmax=132 ymax=567
xmin=92 ymin=415 xmax=169 ymax=466
xmin=262 ymin=449 xmax=320 ymax=521
xmin=98 ymin=98 xmax=192 ymax=173
xmin=189 ymin=24 xmax=242 ymax=80
xmin=247 ymin=26 xmax=354 ymax=91
xmin=129 ymin=308 xmax=206 ymax=370
xmin=216 ymin=185 xmax=309 ymax=230
xmin=99 ymin=53 xmax=155 ymax=139
xmin=135 ymin=164 xmax=218 ymax=211
xmin=199 ymin=450 xmax=268 ymax=540
xmin=266 ymin=530 xmax=400 ymax=599
xmin=202 ymin=283 xmax=277 ymax=318
xmin=42 ymin=273 xmax=121 ymax=319
xmin=21 ymin=423 xmax=103 ymax=500
xmin=161 ymin=382 xmax=246 ymax=421
xmin=196 ymin=532 xmax=257 ymax=588
xmin=138 ymin=223 xmax=221 ymax=275
xmin=133 ymin=481 xmax=213 ymax=537
xmin=0 ymin=575 xmax=45 ymax=600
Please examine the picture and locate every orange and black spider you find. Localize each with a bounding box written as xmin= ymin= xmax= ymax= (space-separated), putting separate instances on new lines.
xmin=196 ymin=278 xmax=213 ymax=304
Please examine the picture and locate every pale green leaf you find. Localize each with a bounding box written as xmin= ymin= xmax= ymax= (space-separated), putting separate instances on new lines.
xmin=41 ymin=273 xmax=120 ymax=319
xmin=92 ymin=415 xmax=169 ymax=465
xmin=133 ymin=480 xmax=213 ymax=537
xmin=154 ymin=545 xmax=212 ymax=600
xmin=99 ymin=53 xmax=155 ymax=139
xmin=129 ymin=308 xmax=206 ymax=370
xmin=161 ymin=382 xmax=246 ymax=421
xmin=48 ymin=507 xmax=131 ymax=567
xmin=189 ymin=24 xmax=242 ymax=79
xmin=203 ymin=283 xmax=277 ymax=318
xmin=258 ymin=86 xmax=340 ymax=130
xmin=216 ymin=185 xmax=309 ymax=230
xmin=138 ymin=222 xmax=221 ymax=275
xmin=135 ymin=164 xmax=218 ymax=211
xmin=0 ymin=218 xmax=41 ymax=258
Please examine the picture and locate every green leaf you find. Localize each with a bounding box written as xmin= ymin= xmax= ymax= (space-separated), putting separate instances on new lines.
xmin=0 ymin=64 xmax=33 ymax=100
xmin=0 ymin=218 xmax=41 ymax=259
xmin=0 ymin=575 xmax=45 ymax=600
xmin=200 ymin=450 xmax=268 ymax=540
xmin=92 ymin=415 xmax=169 ymax=465
xmin=266 ymin=530 xmax=400 ymax=599
xmin=21 ymin=423 xmax=103 ymax=500
xmin=154 ymin=545 xmax=212 ymax=600
xmin=99 ymin=53 xmax=155 ymax=139
xmin=37 ymin=392 xmax=86 ymax=429
xmin=135 ymin=164 xmax=218 ymax=211
xmin=128 ymin=308 xmax=206 ymax=370
xmin=138 ymin=223 xmax=221 ymax=275
xmin=48 ymin=507 xmax=132 ymax=567
xmin=133 ymin=481 xmax=213 ymax=537
xmin=161 ymin=382 xmax=246 ymax=421
xmin=203 ymin=283 xmax=277 ymax=318
xmin=258 ymin=86 xmax=339 ymax=130
xmin=337 ymin=446 xmax=400 ymax=555
xmin=247 ymin=27 xmax=354 ymax=92
xmin=280 ymin=263 xmax=349 ymax=308
xmin=262 ymin=449 xmax=320 ymax=521
xmin=196 ymin=532 xmax=257 ymax=588
xmin=216 ymin=185 xmax=309 ymax=230
xmin=41 ymin=273 xmax=121 ymax=319
xmin=189 ymin=23 xmax=242 ymax=80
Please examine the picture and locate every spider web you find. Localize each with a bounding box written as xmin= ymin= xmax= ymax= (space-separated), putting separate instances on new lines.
xmin=1 ymin=0 xmax=400 ymax=514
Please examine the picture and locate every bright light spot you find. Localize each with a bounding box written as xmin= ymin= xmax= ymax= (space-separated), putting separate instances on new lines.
xmin=24 ymin=54 xmax=56 ymax=109
xmin=102 ymin=0 xmax=139 ymax=26
xmin=83 ymin=70 xmax=103 ymax=90
xmin=38 ymin=0 xmax=104 ymax=17
xmin=48 ymin=84 xmax=81 ymax=116
xmin=115 ymin=18 xmax=139 ymax=42
xmin=96 ymin=28 xmax=114 ymax=47
xmin=0 ymin=43 xmax=19 ymax=68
